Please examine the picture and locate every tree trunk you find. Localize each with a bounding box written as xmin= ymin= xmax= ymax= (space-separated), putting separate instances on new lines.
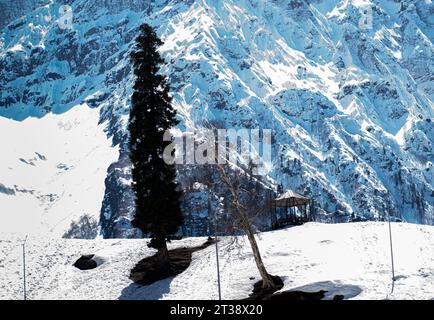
xmin=156 ymin=240 xmax=171 ymax=271
xmin=244 ymin=223 xmax=275 ymax=289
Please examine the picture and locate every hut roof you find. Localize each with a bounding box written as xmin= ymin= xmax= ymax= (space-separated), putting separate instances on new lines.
xmin=274 ymin=190 xmax=310 ymax=207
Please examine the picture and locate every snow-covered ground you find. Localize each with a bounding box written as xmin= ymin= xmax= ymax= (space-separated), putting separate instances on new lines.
xmin=1 ymin=222 xmax=433 ymax=300
xmin=0 ymin=105 xmax=119 ymax=236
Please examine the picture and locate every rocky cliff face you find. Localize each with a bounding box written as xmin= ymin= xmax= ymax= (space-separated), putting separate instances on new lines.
xmin=1 ymin=0 xmax=433 ymax=237
xmin=0 ymin=0 xmax=49 ymax=29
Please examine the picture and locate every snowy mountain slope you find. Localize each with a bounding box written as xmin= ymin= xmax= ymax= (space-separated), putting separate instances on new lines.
xmin=0 ymin=0 xmax=433 ymax=236
xmin=1 ymin=222 xmax=434 ymax=300
xmin=0 ymin=0 xmax=48 ymax=29
xmin=0 ymin=104 xmax=118 ymax=236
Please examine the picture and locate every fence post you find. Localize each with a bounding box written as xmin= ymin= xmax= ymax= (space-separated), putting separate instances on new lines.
xmin=22 ymin=235 xmax=28 ymax=300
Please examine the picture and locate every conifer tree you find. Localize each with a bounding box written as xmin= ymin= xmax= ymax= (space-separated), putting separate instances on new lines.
xmin=128 ymin=23 xmax=183 ymax=269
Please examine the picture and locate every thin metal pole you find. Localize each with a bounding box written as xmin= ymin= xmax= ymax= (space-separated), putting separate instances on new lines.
xmin=387 ymin=214 xmax=396 ymax=293
xmin=22 ymin=235 xmax=28 ymax=300
xmin=214 ymin=206 xmax=222 ymax=300
xmin=215 ymin=238 xmax=222 ymax=300
xmin=211 ymin=196 xmax=222 ymax=300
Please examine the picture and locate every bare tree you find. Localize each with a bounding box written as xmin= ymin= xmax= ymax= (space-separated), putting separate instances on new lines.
xmin=186 ymin=124 xmax=279 ymax=290
xmin=215 ymin=163 xmax=277 ymax=290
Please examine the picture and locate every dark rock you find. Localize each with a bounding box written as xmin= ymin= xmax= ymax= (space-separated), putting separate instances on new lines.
xmin=74 ymin=254 xmax=97 ymax=270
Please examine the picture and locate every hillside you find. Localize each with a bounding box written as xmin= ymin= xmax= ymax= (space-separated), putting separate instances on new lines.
xmin=1 ymin=222 xmax=434 ymax=300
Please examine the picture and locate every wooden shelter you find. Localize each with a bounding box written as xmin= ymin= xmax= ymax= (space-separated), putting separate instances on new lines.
xmin=271 ymin=190 xmax=312 ymax=229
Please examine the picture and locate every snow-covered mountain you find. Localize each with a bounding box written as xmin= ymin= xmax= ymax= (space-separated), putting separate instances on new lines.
xmin=0 ymin=105 xmax=118 ymax=236
xmin=2 ymin=222 xmax=434 ymax=300
xmin=0 ymin=0 xmax=433 ymax=237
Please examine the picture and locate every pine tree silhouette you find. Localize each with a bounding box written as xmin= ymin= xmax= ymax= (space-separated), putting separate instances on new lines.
xmin=128 ymin=23 xmax=183 ymax=268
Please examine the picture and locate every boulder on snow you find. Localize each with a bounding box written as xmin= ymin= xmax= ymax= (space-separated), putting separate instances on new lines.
xmin=74 ymin=254 xmax=97 ymax=270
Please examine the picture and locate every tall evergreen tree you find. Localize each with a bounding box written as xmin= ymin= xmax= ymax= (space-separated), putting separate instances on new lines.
xmin=128 ymin=23 xmax=183 ymax=269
